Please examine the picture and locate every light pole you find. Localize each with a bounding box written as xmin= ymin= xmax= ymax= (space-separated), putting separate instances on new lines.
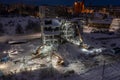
xmin=101 ymin=60 xmax=106 ymax=80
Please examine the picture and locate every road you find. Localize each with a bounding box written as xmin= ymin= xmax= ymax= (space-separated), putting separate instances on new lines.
xmin=0 ymin=33 xmax=41 ymax=43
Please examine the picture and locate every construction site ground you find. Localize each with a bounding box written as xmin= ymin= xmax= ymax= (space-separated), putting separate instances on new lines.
xmin=0 ymin=38 xmax=120 ymax=80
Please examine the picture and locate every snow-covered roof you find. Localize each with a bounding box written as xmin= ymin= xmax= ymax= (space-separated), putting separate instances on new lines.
xmin=89 ymin=19 xmax=112 ymax=24
xmin=43 ymin=18 xmax=62 ymax=28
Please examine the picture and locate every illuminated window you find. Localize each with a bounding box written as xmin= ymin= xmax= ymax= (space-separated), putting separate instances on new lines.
xmin=74 ymin=2 xmax=77 ymax=5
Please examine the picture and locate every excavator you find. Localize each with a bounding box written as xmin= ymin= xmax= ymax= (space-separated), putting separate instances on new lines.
xmin=51 ymin=52 xmax=64 ymax=66
xmin=30 ymin=45 xmax=64 ymax=66
xmin=75 ymin=24 xmax=89 ymax=49
xmin=30 ymin=20 xmax=88 ymax=66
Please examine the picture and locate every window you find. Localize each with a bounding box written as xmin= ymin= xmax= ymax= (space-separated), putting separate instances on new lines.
xmin=45 ymin=20 xmax=52 ymax=25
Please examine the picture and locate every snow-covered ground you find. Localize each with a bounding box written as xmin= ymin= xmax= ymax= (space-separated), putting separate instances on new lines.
xmin=0 ymin=40 xmax=120 ymax=80
xmin=0 ymin=18 xmax=120 ymax=80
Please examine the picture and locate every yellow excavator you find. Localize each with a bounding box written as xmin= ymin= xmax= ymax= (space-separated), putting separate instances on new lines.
xmin=30 ymin=46 xmax=64 ymax=66
xmin=52 ymin=52 xmax=64 ymax=66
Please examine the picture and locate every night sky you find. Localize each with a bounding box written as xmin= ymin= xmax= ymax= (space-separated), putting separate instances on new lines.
xmin=0 ymin=0 xmax=120 ymax=6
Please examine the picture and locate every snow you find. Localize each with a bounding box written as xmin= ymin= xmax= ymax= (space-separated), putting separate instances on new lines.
xmin=89 ymin=19 xmax=112 ymax=24
xmin=43 ymin=18 xmax=62 ymax=28
xmin=109 ymin=18 xmax=120 ymax=32
xmin=80 ymin=48 xmax=104 ymax=55
xmin=0 ymin=17 xmax=120 ymax=80
xmin=41 ymin=45 xmax=53 ymax=54
xmin=0 ymin=39 xmax=119 ymax=80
